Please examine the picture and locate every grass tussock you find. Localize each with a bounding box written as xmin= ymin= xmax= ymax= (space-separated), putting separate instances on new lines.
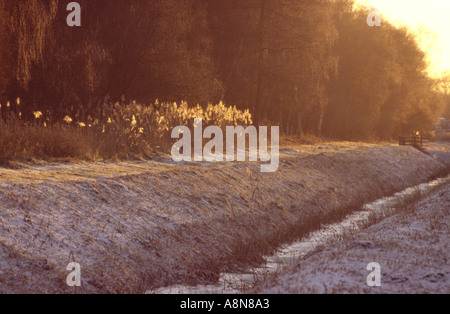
xmin=0 ymin=101 xmax=252 ymax=165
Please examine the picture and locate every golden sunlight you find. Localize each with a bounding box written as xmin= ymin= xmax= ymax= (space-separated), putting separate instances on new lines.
xmin=355 ymin=0 xmax=450 ymax=78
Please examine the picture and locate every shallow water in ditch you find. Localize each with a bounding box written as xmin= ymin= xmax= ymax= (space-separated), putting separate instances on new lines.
xmin=149 ymin=174 xmax=450 ymax=294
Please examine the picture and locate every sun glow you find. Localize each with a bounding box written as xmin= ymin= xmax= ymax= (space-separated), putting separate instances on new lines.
xmin=355 ymin=0 xmax=450 ymax=78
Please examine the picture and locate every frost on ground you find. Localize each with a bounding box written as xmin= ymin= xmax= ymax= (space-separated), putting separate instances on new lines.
xmin=255 ymin=181 xmax=450 ymax=294
xmin=428 ymin=141 xmax=450 ymax=166
xmin=0 ymin=142 xmax=448 ymax=293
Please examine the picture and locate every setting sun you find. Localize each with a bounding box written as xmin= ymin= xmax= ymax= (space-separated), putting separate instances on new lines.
xmin=356 ymin=0 xmax=450 ymax=78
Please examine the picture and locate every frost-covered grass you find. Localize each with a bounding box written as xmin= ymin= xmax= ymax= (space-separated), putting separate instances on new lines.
xmin=0 ymin=143 xmax=447 ymax=293
xmin=254 ymin=181 xmax=450 ymax=294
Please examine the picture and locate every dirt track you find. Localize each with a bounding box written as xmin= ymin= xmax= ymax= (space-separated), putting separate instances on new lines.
xmin=0 ymin=142 xmax=448 ymax=293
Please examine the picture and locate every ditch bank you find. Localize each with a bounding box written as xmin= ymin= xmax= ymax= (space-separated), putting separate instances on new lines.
xmin=254 ymin=179 xmax=450 ymax=294
xmin=0 ymin=143 xmax=448 ymax=293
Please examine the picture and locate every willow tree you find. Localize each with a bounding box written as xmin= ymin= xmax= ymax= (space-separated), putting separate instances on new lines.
xmin=0 ymin=0 xmax=58 ymax=93
xmin=0 ymin=0 xmax=221 ymax=119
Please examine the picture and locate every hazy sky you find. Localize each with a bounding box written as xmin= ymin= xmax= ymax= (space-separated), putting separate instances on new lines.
xmin=355 ymin=0 xmax=450 ymax=78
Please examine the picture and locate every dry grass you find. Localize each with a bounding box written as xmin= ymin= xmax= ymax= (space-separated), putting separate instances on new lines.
xmin=255 ymin=181 xmax=450 ymax=294
xmin=0 ymin=143 xmax=446 ymax=293
xmin=0 ymin=121 xmax=128 ymax=165
xmin=280 ymin=134 xmax=327 ymax=146
xmin=360 ymin=186 xmax=424 ymax=228
xmin=0 ymin=101 xmax=252 ymax=166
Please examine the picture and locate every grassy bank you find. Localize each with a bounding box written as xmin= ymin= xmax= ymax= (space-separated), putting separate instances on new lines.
xmin=255 ymin=180 xmax=450 ymax=294
xmin=0 ymin=143 xmax=448 ymax=293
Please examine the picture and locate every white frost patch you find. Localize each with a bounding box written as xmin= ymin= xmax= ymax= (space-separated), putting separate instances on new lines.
xmin=0 ymin=142 xmax=448 ymax=293
xmin=256 ymin=180 xmax=450 ymax=294
xmin=153 ymin=175 xmax=450 ymax=294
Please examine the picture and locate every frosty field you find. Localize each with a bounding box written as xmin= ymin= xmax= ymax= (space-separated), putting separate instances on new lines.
xmin=0 ymin=142 xmax=448 ymax=293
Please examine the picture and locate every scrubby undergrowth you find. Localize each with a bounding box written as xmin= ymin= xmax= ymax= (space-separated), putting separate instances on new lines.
xmin=0 ymin=101 xmax=252 ymax=165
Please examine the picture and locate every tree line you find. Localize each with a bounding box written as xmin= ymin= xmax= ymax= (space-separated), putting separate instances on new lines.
xmin=0 ymin=0 xmax=447 ymax=139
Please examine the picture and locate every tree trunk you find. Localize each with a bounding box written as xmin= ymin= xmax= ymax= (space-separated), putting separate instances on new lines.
xmin=294 ymin=86 xmax=303 ymax=136
xmin=317 ymin=112 xmax=324 ymax=137
xmin=280 ymin=95 xmax=283 ymax=133
xmin=297 ymin=110 xmax=304 ymax=136
xmin=254 ymin=0 xmax=267 ymax=125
